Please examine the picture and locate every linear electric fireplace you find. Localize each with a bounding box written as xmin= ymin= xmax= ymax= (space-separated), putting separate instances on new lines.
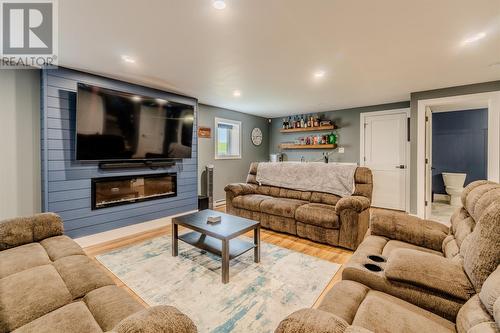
xmin=91 ymin=173 xmax=177 ymax=210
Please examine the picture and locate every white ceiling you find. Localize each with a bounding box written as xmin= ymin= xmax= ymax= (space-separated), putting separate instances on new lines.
xmin=59 ymin=0 xmax=500 ymax=117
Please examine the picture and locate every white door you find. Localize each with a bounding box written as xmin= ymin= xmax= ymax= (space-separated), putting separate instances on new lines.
xmin=361 ymin=109 xmax=409 ymax=211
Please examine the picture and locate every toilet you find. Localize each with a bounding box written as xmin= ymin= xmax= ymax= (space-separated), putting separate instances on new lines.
xmin=442 ymin=172 xmax=467 ymax=206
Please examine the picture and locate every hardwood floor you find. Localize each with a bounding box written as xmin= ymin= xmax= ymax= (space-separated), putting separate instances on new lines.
xmin=84 ymin=206 xmax=353 ymax=309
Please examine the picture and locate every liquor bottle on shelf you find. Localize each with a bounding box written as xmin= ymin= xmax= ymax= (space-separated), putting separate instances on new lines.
xmin=314 ymin=114 xmax=320 ymax=127
xmin=300 ymin=115 xmax=305 ymax=128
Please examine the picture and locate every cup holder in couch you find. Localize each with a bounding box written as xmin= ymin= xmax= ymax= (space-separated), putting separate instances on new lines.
xmin=364 ymin=263 xmax=383 ymax=272
xmin=367 ymin=255 xmax=386 ymax=263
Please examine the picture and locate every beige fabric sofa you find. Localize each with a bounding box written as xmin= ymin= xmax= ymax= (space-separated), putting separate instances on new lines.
xmin=225 ymin=162 xmax=373 ymax=250
xmin=341 ymin=180 xmax=500 ymax=320
xmin=275 ymin=265 xmax=500 ymax=333
xmin=0 ymin=213 xmax=197 ymax=333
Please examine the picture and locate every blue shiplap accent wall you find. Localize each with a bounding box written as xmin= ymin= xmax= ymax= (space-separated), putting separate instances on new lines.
xmin=41 ymin=68 xmax=198 ymax=238
xmin=432 ymin=109 xmax=488 ymax=195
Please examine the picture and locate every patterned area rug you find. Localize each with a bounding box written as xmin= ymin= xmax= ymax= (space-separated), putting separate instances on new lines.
xmin=96 ymin=235 xmax=340 ymax=333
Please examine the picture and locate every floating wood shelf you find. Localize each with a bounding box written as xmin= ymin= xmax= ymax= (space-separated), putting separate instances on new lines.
xmin=280 ymin=125 xmax=335 ymax=133
xmin=280 ymin=143 xmax=338 ymax=150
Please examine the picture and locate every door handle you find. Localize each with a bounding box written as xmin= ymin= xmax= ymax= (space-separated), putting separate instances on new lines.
xmin=395 ymin=165 xmax=406 ymax=169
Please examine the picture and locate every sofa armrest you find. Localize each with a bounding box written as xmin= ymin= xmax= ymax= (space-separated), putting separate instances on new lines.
xmin=335 ymin=196 xmax=371 ymax=214
xmin=113 ymin=306 xmax=197 ymax=333
xmin=370 ymin=210 xmax=449 ymax=251
xmin=0 ymin=213 xmax=64 ymax=250
xmin=385 ymin=249 xmax=475 ymax=300
xmin=224 ymin=183 xmax=257 ymax=197
xmin=275 ymin=309 xmax=373 ymax=333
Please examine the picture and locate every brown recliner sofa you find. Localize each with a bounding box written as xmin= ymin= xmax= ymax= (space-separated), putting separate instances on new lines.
xmin=275 ymin=180 xmax=500 ymax=333
xmin=0 ymin=213 xmax=197 ymax=333
xmin=276 ymin=265 xmax=500 ymax=333
xmin=225 ymin=162 xmax=373 ymax=250
xmin=340 ymin=180 xmax=500 ymax=320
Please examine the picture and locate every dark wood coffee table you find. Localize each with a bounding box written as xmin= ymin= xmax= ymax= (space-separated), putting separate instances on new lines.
xmin=172 ymin=209 xmax=261 ymax=284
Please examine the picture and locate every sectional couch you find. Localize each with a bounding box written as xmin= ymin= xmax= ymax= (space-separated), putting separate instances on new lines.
xmin=276 ymin=180 xmax=500 ymax=332
xmin=225 ymin=162 xmax=373 ymax=250
xmin=0 ymin=213 xmax=197 ymax=333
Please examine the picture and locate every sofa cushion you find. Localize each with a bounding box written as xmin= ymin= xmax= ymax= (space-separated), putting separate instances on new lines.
xmin=53 ymin=255 xmax=114 ymax=299
xmin=456 ymin=295 xmax=496 ymax=333
xmin=0 ymin=243 xmax=50 ymax=279
xmin=385 ymin=249 xmax=475 ymax=301
xmin=12 ymin=302 xmax=103 ymax=333
xmin=275 ymin=309 xmax=349 ymax=333
xmin=382 ymin=240 xmax=444 ymax=257
xmin=40 ymin=235 xmax=85 ymax=261
xmin=0 ymin=265 xmax=72 ymax=332
xmin=450 ymin=210 xmax=475 ymax=249
xmin=260 ymin=198 xmax=308 ymax=218
xmin=461 ymin=180 xmax=492 ymax=207
xmin=279 ymin=188 xmax=312 ymax=201
xmin=295 ymin=203 xmax=339 ymax=229
xmin=232 ymin=194 xmax=273 ymax=212
xmin=462 ymin=199 xmax=500 ymax=292
xmin=113 ymin=306 xmax=197 ymax=333
xmin=318 ymin=280 xmax=370 ymax=324
xmin=310 ymin=192 xmax=340 ymax=206
xmin=464 ymin=183 xmax=499 ymax=222
xmin=443 ymin=235 xmax=460 ymax=259
xmin=353 ymin=167 xmax=373 ymax=200
xmin=352 ymin=291 xmax=455 ymax=333
xmin=0 ymin=213 xmax=63 ymax=250
xmin=370 ymin=210 xmax=449 ymax=252
xmin=84 ymin=286 xmax=144 ymax=331
xmin=256 ymin=185 xmax=281 ymax=197
xmin=479 ymin=266 xmax=500 ymax=316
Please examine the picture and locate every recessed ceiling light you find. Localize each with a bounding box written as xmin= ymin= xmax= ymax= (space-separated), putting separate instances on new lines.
xmin=155 ymin=98 xmax=167 ymax=105
xmin=461 ymin=32 xmax=486 ymax=46
xmin=121 ymin=55 xmax=136 ymax=64
xmin=131 ymin=96 xmax=142 ymax=102
xmin=213 ymin=0 xmax=226 ymax=10
xmin=233 ymin=90 xmax=241 ymax=97
xmin=314 ymin=70 xmax=326 ymax=79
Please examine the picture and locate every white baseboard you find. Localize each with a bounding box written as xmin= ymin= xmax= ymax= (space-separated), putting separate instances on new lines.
xmin=74 ymin=210 xmax=198 ymax=249
xmin=214 ymin=200 xmax=226 ymax=208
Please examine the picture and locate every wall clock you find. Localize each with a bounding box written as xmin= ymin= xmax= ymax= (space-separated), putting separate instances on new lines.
xmin=251 ymin=127 xmax=263 ymax=146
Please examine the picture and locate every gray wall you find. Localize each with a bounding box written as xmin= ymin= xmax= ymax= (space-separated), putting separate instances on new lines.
xmin=409 ymin=80 xmax=500 ymax=213
xmin=0 ymin=69 xmax=41 ymax=220
xmin=269 ymin=101 xmax=410 ymax=164
xmin=197 ymin=104 xmax=269 ymax=202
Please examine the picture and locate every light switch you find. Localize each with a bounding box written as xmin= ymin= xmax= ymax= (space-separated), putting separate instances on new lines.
xmin=338 ymin=147 xmax=345 ymax=153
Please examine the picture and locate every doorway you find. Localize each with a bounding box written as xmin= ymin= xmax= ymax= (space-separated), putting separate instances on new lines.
xmin=417 ymin=91 xmax=500 ymax=219
xmin=426 ymin=105 xmax=488 ymax=224
xmin=360 ymin=108 xmax=410 ymax=211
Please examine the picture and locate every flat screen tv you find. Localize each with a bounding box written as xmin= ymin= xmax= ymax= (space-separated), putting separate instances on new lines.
xmin=76 ymin=83 xmax=194 ymax=161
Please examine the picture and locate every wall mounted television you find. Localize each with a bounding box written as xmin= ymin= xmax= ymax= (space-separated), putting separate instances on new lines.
xmin=76 ymin=83 xmax=195 ymax=161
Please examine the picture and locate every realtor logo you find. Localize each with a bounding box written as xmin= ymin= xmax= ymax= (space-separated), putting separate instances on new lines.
xmin=0 ymin=0 xmax=58 ymax=68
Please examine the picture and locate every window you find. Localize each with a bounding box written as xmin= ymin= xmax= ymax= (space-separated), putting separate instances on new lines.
xmin=215 ymin=118 xmax=241 ymax=159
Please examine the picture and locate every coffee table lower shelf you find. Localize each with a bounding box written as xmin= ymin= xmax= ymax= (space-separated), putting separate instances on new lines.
xmin=178 ymin=231 xmax=256 ymax=260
